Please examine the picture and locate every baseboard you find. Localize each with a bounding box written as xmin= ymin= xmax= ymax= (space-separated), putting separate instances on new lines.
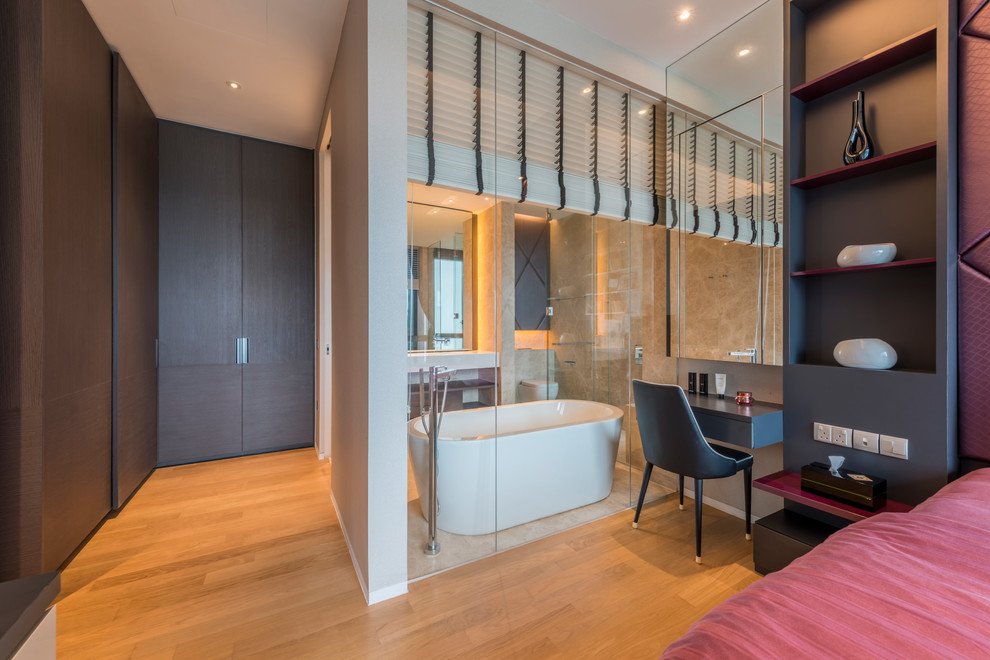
xmin=329 ymin=491 xmax=408 ymax=606
xmin=681 ymin=488 xmax=764 ymax=523
xmin=330 ymin=491 xmax=370 ymax=604
xmin=369 ymin=581 xmax=408 ymax=604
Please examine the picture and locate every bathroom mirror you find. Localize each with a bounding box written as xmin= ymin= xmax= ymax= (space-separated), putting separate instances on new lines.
xmin=407 ymin=187 xmax=476 ymax=351
xmin=666 ymin=0 xmax=784 ymax=365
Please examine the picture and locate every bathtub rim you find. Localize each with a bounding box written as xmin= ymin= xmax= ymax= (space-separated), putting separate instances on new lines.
xmin=407 ymin=399 xmax=625 ymax=442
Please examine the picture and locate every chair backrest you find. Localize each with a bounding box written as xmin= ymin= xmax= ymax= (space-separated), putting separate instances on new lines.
xmin=632 ymin=379 xmax=736 ymax=479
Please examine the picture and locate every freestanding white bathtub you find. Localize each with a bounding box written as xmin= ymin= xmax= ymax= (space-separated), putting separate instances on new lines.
xmin=408 ymin=399 xmax=623 ymax=535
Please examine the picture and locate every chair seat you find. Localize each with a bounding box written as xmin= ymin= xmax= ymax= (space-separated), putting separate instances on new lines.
xmin=711 ymin=443 xmax=754 ymax=469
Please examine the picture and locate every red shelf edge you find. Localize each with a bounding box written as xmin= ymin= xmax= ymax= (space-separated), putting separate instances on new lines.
xmin=754 ymin=470 xmax=913 ymax=522
xmin=791 ymin=26 xmax=937 ymax=103
xmin=791 ymin=142 xmax=936 ymax=190
xmin=791 ymin=257 xmax=936 ymax=277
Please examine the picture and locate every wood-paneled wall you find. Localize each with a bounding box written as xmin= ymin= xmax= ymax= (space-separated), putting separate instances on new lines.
xmin=40 ymin=0 xmax=114 ymax=572
xmin=113 ymin=54 xmax=159 ymax=509
xmin=158 ymin=121 xmax=314 ymax=466
xmin=1 ymin=0 xmax=158 ymax=579
xmin=0 ymin=0 xmax=46 ymax=583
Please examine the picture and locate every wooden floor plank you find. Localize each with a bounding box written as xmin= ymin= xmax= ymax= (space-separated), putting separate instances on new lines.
xmin=56 ymin=448 xmax=760 ymax=658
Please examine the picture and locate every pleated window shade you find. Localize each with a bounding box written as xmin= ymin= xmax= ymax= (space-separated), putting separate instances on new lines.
xmin=667 ymin=104 xmax=784 ymax=246
xmin=407 ymin=6 xmax=663 ymax=225
xmin=407 ymin=6 xmax=780 ymax=242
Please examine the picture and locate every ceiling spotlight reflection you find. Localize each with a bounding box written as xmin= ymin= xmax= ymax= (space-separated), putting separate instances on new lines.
xmin=738 ymin=48 xmax=751 ymax=57
xmin=679 ymin=9 xmax=691 ymax=21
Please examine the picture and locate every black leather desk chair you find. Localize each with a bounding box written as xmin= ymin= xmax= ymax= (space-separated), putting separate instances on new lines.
xmin=632 ymin=380 xmax=753 ymax=563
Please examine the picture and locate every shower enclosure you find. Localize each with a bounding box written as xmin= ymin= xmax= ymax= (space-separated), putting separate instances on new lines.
xmin=404 ymin=2 xmax=671 ymax=580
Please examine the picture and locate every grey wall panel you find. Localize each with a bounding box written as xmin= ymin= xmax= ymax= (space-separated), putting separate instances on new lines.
xmin=240 ymin=137 xmax=314 ymax=454
xmin=158 ymin=365 xmax=242 ymax=465
xmin=116 ymin=370 xmax=157 ymax=505
xmin=0 ymin=0 xmax=45 ymax=581
xmin=42 ymin=383 xmax=111 ymax=571
xmin=242 ymin=362 xmax=314 ymax=453
xmin=41 ymin=0 xmax=113 ymax=571
xmin=158 ymin=121 xmax=242 ymax=369
xmin=241 ymin=137 xmax=315 ymax=365
xmin=114 ymin=54 xmax=159 ymax=508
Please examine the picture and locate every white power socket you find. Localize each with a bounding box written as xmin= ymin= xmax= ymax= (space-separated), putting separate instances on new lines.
xmin=853 ymin=430 xmax=880 ymax=453
xmin=831 ymin=426 xmax=852 ymax=447
xmin=814 ymin=422 xmax=831 ymax=443
xmin=880 ymin=434 xmax=909 ymax=459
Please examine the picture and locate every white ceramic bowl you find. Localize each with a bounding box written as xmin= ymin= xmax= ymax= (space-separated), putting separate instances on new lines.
xmin=833 ymin=338 xmax=897 ymax=370
xmin=836 ymin=243 xmax=896 ymax=268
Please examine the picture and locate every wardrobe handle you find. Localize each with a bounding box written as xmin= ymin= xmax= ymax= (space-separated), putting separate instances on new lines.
xmin=236 ymin=337 xmax=250 ymax=365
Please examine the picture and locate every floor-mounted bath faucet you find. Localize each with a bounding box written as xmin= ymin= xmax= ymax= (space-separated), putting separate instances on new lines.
xmin=419 ymin=365 xmax=456 ymax=556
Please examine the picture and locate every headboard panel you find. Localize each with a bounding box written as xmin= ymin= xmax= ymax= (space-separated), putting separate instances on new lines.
xmin=958 ymin=4 xmax=990 ymax=464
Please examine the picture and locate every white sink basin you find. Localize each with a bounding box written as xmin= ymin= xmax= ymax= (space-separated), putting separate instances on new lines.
xmin=406 ymin=350 xmax=499 ymax=371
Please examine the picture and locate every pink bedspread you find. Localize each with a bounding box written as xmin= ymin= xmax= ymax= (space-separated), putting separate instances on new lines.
xmin=663 ymin=468 xmax=990 ymax=659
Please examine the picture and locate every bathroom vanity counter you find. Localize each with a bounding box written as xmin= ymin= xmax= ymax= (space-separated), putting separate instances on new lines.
xmin=406 ymin=350 xmax=499 ymax=372
xmin=685 ymin=393 xmax=783 ymax=449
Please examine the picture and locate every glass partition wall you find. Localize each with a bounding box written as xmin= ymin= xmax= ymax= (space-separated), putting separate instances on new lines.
xmin=405 ymin=2 xmax=671 ymax=579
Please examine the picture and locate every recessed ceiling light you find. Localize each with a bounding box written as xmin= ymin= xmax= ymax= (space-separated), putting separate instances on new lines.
xmin=738 ymin=48 xmax=751 ymax=57
xmin=638 ymin=108 xmax=649 ymax=116
xmin=583 ymin=87 xmax=592 ymax=94
xmin=678 ymin=9 xmax=692 ymax=21
xmin=430 ymin=209 xmax=438 ymax=214
xmin=445 ymin=198 xmax=455 ymax=204
xmin=226 ymin=80 xmax=242 ymax=90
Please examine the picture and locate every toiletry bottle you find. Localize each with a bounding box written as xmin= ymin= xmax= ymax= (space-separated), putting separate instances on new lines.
xmin=699 ymin=373 xmax=708 ymax=396
xmin=688 ymin=372 xmax=697 ymax=394
xmin=715 ymin=373 xmax=726 ymax=399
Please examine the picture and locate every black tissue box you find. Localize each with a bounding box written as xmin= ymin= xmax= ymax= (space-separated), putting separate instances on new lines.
xmin=800 ymin=462 xmax=887 ymax=511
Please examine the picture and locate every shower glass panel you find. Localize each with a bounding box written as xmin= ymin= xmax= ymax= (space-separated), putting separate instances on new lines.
xmin=405 ymin=2 xmax=673 ymax=578
xmin=406 ymin=186 xmax=499 ymax=579
xmin=672 ymin=97 xmax=766 ymax=363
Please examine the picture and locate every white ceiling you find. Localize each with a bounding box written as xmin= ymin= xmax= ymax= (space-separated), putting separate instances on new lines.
xmin=529 ymin=0 xmax=767 ymax=71
xmin=82 ymin=0 xmax=347 ymax=148
xmin=80 ymin=0 xmax=770 ymax=150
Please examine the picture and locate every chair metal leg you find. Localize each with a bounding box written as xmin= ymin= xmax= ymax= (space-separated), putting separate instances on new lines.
xmin=678 ymin=474 xmax=685 ymax=510
xmin=695 ymin=478 xmax=703 ymax=563
xmin=632 ymin=463 xmax=654 ymax=529
xmin=744 ymin=464 xmax=752 ymax=541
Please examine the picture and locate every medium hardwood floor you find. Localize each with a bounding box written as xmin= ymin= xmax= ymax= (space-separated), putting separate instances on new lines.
xmin=56 ymin=448 xmax=760 ymax=658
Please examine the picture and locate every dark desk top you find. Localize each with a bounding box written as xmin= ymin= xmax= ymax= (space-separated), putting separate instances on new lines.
xmin=0 ymin=572 xmax=60 ymax=660
xmin=685 ymin=392 xmax=783 ymax=422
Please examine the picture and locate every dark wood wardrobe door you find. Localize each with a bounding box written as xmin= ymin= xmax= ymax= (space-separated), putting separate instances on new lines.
xmin=40 ymin=0 xmax=112 ymax=571
xmin=113 ymin=55 xmax=158 ymax=506
xmin=241 ymin=138 xmax=314 ymax=452
xmin=158 ymin=121 xmax=243 ymax=464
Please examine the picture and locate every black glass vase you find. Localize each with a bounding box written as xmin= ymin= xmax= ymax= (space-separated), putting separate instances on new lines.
xmin=843 ymin=90 xmax=874 ymax=165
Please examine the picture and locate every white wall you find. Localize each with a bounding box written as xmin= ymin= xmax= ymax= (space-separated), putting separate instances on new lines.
xmin=328 ymin=0 xmax=408 ymax=605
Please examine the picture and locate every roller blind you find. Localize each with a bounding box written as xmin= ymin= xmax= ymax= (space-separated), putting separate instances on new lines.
xmin=407 ymin=6 xmax=663 ymax=225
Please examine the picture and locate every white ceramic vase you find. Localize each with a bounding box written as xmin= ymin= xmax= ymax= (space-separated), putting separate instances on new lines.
xmin=836 ymin=243 xmax=896 ymax=268
xmin=833 ymin=338 xmax=897 ymax=370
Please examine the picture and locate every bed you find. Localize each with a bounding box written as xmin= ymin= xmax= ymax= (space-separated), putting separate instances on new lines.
xmin=663 ymin=468 xmax=990 ymax=658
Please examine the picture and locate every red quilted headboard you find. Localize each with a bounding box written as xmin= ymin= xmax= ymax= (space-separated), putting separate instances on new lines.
xmin=959 ymin=0 xmax=990 ymax=463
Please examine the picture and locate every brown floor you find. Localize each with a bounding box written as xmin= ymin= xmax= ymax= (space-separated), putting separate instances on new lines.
xmin=55 ymin=448 xmax=760 ymax=659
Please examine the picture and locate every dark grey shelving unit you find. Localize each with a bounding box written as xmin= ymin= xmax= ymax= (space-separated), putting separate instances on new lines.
xmin=783 ymin=0 xmax=956 ymax=513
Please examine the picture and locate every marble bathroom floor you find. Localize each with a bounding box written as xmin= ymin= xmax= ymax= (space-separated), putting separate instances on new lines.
xmin=407 ymin=460 xmax=673 ymax=579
